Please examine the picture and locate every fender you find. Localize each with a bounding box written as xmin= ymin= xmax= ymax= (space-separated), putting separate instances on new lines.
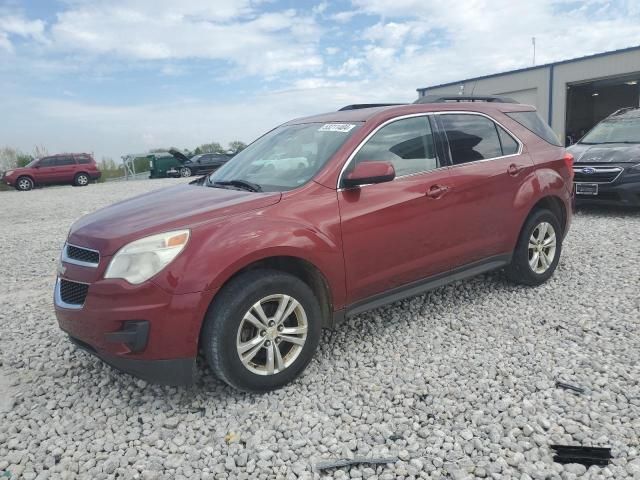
xmin=152 ymin=204 xmax=347 ymax=309
xmin=509 ymin=166 xmax=571 ymax=249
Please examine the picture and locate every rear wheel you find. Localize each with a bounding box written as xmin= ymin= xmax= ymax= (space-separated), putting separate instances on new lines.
xmin=16 ymin=176 xmax=34 ymax=191
xmin=506 ymin=209 xmax=562 ymax=286
xmin=74 ymin=173 xmax=89 ymax=186
xmin=179 ymin=167 xmax=192 ymax=177
xmin=201 ymin=269 xmax=322 ymax=392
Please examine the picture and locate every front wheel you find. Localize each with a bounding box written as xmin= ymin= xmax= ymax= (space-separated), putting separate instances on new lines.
xmin=201 ymin=269 xmax=322 ymax=392
xmin=16 ymin=176 xmax=34 ymax=191
xmin=506 ymin=209 xmax=562 ymax=286
xmin=179 ymin=167 xmax=192 ymax=177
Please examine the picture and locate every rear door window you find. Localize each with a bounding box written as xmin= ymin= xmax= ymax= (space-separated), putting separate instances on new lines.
xmin=497 ymin=126 xmax=519 ymax=155
xmin=439 ymin=114 xmax=503 ymax=165
xmin=53 ymin=157 xmax=75 ymax=166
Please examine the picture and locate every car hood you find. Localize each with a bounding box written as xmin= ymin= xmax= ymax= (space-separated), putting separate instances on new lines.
xmin=568 ymin=143 xmax=640 ymax=164
xmin=5 ymin=166 xmax=31 ymax=175
xmin=68 ymin=184 xmax=282 ymax=255
xmin=168 ymin=148 xmax=191 ymax=163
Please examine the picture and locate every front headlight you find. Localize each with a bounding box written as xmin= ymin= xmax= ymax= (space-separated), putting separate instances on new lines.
xmin=5 ymin=170 xmax=14 ymax=176
xmin=105 ymin=229 xmax=190 ymax=284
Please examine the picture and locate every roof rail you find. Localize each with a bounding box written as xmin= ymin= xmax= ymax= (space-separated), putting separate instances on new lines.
xmin=607 ymin=106 xmax=638 ymax=118
xmin=414 ymin=95 xmax=518 ymax=104
xmin=338 ymin=103 xmax=406 ymax=111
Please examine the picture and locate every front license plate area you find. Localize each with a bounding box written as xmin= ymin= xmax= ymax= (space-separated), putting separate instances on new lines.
xmin=575 ymin=183 xmax=598 ymax=195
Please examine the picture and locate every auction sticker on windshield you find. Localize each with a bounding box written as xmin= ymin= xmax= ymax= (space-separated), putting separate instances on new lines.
xmin=318 ymin=123 xmax=356 ymax=132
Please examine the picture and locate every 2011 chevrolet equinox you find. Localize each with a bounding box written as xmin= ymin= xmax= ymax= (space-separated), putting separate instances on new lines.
xmin=54 ymin=97 xmax=574 ymax=391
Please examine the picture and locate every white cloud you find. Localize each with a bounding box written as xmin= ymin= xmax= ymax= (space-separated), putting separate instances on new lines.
xmin=348 ymin=0 xmax=640 ymax=92
xmin=50 ymin=2 xmax=323 ymax=75
xmin=329 ymin=10 xmax=362 ymax=23
xmin=327 ymin=57 xmax=365 ymax=77
xmin=0 ymin=13 xmax=46 ymax=52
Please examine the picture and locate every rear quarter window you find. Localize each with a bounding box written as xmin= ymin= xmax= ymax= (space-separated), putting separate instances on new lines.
xmin=507 ymin=111 xmax=562 ymax=146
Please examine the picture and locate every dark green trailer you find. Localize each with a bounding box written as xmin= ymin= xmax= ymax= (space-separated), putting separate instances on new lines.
xmin=148 ymin=152 xmax=185 ymax=179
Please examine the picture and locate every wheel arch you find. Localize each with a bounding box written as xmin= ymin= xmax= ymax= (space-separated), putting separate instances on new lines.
xmin=529 ymin=195 xmax=567 ymax=235
xmin=198 ymin=255 xmax=335 ymax=351
xmin=17 ymin=174 xmax=35 ymax=182
xmin=511 ymin=195 xmax=567 ymax=253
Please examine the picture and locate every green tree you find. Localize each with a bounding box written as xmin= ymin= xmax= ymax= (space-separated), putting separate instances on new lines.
xmin=228 ymin=140 xmax=247 ymax=153
xmin=196 ymin=142 xmax=225 ymax=154
xmin=16 ymin=153 xmax=33 ymax=167
xmin=97 ymin=157 xmax=123 ymax=182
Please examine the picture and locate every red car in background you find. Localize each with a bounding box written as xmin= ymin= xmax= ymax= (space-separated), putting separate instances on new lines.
xmin=3 ymin=153 xmax=101 ymax=191
xmin=54 ymin=97 xmax=573 ymax=391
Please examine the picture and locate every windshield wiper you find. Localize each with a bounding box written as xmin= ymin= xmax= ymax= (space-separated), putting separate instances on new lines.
xmin=213 ymin=179 xmax=262 ymax=192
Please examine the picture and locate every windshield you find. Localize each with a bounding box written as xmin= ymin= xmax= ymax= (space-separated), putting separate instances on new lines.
xmin=26 ymin=158 xmax=40 ymax=167
xmin=190 ymin=154 xmax=203 ymax=162
xmin=208 ymin=122 xmax=361 ymax=192
xmin=580 ymin=117 xmax=640 ymax=144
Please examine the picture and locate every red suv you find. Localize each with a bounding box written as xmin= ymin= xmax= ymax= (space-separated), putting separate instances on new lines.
xmin=3 ymin=153 xmax=101 ymax=191
xmin=54 ymin=97 xmax=573 ymax=391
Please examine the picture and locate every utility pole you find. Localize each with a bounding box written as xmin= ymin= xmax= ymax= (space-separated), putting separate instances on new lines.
xmin=532 ymin=37 xmax=536 ymax=66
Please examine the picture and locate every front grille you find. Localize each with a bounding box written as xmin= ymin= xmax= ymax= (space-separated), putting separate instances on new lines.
xmin=573 ymin=167 xmax=622 ymax=183
xmin=66 ymin=244 xmax=99 ymax=265
xmin=60 ymin=279 xmax=89 ymax=306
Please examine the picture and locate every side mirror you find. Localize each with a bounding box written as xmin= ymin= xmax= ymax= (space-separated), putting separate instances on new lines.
xmin=343 ymin=161 xmax=395 ymax=188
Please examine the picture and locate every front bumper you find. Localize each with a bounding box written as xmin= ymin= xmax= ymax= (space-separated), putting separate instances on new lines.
xmin=574 ymin=180 xmax=640 ymax=207
xmin=54 ymin=274 xmax=210 ymax=386
xmin=68 ymin=334 xmax=195 ymax=385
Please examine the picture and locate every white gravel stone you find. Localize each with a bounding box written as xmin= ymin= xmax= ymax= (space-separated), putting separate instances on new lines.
xmin=0 ymin=180 xmax=639 ymax=479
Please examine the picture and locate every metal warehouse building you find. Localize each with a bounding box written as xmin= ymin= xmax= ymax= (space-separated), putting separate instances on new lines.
xmin=417 ymin=46 xmax=640 ymax=146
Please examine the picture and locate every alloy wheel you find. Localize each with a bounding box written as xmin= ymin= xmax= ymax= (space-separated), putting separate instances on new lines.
xmin=180 ymin=167 xmax=191 ymax=177
xmin=77 ymin=174 xmax=88 ymax=185
xmin=18 ymin=178 xmax=32 ymax=190
xmin=528 ymin=221 xmax=557 ymax=274
xmin=236 ymin=294 xmax=308 ymax=376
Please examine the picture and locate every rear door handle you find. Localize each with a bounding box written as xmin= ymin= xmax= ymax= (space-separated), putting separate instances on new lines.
xmin=426 ymin=184 xmax=451 ymax=199
xmin=508 ymin=164 xmax=526 ymax=176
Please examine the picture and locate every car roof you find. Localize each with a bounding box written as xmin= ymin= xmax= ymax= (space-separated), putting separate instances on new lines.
xmin=610 ymin=107 xmax=640 ymax=119
xmin=45 ymin=153 xmax=92 ymax=157
xmin=284 ymin=101 xmax=536 ymax=126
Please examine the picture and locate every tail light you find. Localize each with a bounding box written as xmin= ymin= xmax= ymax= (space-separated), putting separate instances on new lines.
xmin=563 ymin=153 xmax=574 ymax=181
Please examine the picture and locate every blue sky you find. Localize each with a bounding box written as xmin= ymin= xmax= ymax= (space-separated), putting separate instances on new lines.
xmin=1 ymin=0 xmax=639 ymax=161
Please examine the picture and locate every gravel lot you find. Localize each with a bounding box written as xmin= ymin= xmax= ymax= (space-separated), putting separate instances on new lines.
xmin=1 ymin=179 xmax=639 ymax=480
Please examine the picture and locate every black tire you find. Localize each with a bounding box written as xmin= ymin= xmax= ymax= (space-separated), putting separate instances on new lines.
xmin=74 ymin=173 xmax=90 ymax=186
xmin=179 ymin=167 xmax=192 ymax=177
xmin=15 ymin=176 xmax=34 ymax=191
xmin=506 ymin=208 xmax=562 ymax=286
xmin=201 ymin=269 xmax=322 ymax=392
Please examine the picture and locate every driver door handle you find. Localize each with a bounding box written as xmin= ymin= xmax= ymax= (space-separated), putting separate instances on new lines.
xmin=426 ymin=184 xmax=451 ymax=199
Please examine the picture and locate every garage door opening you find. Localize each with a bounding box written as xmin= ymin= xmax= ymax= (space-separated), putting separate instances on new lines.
xmin=565 ymin=74 xmax=640 ymax=145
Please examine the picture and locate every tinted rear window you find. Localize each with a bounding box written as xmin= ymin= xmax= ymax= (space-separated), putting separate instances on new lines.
xmin=77 ymin=156 xmax=92 ymax=164
xmin=507 ymin=111 xmax=561 ymax=146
